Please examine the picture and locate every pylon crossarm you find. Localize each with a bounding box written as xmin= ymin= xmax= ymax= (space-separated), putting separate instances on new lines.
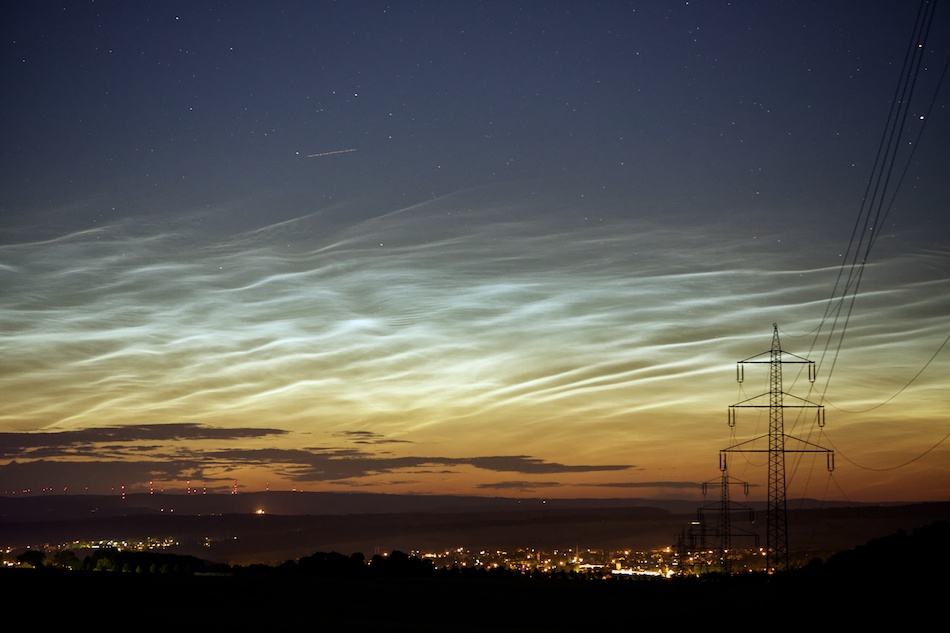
xmin=738 ymin=350 xmax=772 ymax=363
xmin=731 ymin=527 xmax=759 ymax=543
xmin=721 ymin=436 xmax=768 ymax=452
xmin=730 ymin=393 xmax=770 ymax=406
xmin=782 ymin=435 xmax=835 ymax=471
xmin=731 ymin=393 xmax=823 ymax=408
xmin=780 ymin=351 xmax=813 ymax=363
xmin=739 ymin=350 xmax=814 ymax=364
xmin=728 ymin=447 xmax=829 ymax=454
xmin=726 ymin=501 xmax=755 ymax=514
xmin=781 ymin=392 xmax=824 ymax=407
xmin=783 ymin=435 xmax=834 ymax=451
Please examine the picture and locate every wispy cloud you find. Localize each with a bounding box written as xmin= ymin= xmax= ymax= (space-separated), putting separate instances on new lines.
xmin=1 ymin=186 xmax=947 ymax=499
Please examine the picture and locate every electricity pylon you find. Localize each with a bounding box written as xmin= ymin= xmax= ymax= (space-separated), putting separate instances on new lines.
xmin=723 ymin=323 xmax=834 ymax=573
xmin=697 ymin=463 xmax=756 ymax=574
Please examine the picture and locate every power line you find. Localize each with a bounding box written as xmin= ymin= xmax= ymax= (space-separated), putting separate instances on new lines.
xmin=824 ymin=332 xmax=950 ymax=413
xmin=812 ymin=0 xmax=942 ymax=392
xmin=822 ymin=430 xmax=950 ymax=472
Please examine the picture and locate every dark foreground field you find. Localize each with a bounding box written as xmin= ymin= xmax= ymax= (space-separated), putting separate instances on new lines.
xmin=3 ymin=567 xmax=942 ymax=630
xmin=3 ymin=498 xmax=947 ymax=629
xmin=6 ymin=522 xmax=946 ymax=631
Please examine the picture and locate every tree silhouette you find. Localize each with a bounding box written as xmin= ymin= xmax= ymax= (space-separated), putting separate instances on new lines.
xmin=16 ymin=550 xmax=46 ymax=568
xmin=53 ymin=550 xmax=82 ymax=570
xmin=369 ymin=550 xmax=434 ymax=578
xmin=297 ymin=551 xmax=365 ymax=577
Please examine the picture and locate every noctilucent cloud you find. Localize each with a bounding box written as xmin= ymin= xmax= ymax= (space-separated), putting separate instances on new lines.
xmin=1 ymin=1 xmax=948 ymax=502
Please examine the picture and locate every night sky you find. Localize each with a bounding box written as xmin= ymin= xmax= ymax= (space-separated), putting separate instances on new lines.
xmin=2 ymin=1 xmax=948 ymax=503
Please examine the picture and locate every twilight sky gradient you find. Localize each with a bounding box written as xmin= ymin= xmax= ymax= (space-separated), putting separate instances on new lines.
xmin=1 ymin=1 xmax=948 ymax=503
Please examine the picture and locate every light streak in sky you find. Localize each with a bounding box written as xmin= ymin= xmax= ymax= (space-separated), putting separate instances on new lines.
xmin=306 ymin=148 xmax=356 ymax=158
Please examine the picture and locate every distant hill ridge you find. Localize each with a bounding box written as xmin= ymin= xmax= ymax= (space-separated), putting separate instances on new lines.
xmin=0 ymin=491 xmax=898 ymax=521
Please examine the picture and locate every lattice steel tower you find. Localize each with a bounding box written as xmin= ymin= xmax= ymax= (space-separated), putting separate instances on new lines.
xmin=723 ymin=324 xmax=834 ymax=573
xmin=698 ymin=465 xmax=755 ymax=574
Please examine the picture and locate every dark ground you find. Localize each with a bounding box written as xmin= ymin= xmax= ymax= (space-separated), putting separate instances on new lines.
xmin=3 ymin=557 xmax=943 ymax=630
xmin=2 ymin=494 xmax=947 ymax=630
xmin=4 ymin=516 xmax=948 ymax=630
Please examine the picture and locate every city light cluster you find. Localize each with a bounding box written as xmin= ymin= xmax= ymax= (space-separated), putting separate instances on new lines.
xmin=412 ymin=546 xmax=677 ymax=578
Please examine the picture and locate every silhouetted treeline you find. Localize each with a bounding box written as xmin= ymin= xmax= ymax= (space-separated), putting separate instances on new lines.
xmin=256 ymin=550 xmax=435 ymax=578
xmin=822 ymin=519 xmax=948 ymax=575
xmin=10 ymin=547 xmax=215 ymax=575
xmin=789 ymin=519 xmax=949 ymax=587
xmin=83 ymin=547 xmax=219 ymax=575
xmin=11 ymin=520 xmax=948 ymax=585
xmin=241 ymin=519 xmax=950 ymax=584
xmin=244 ymin=550 xmax=463 ymax=579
